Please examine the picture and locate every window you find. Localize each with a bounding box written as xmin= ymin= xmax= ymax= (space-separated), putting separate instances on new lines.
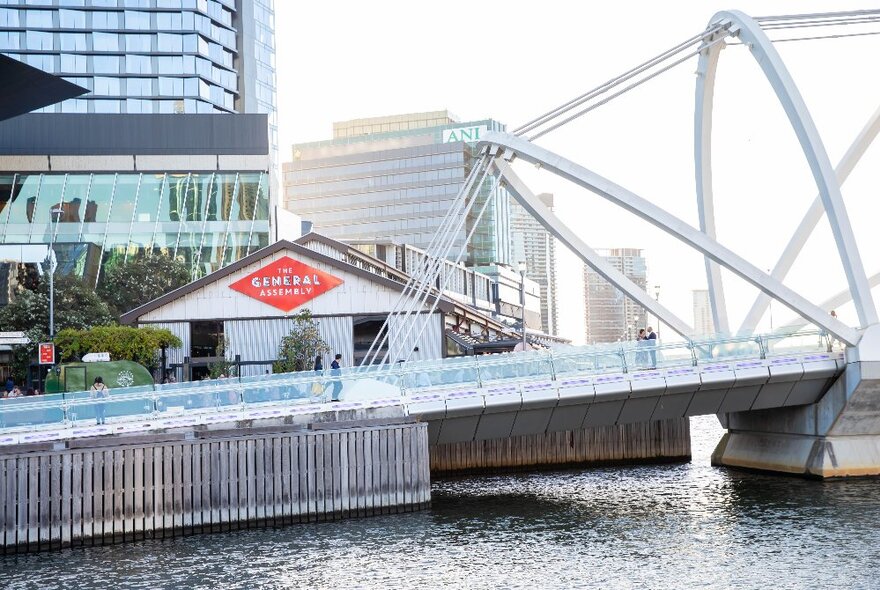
xmin=156 ymin=12 xmax=181 ymax=30
xmin=0 ymin=9 xmax=19 ymax=27
xmin=92 ymin=12 xmax=120 ymax=29
xmin=125 ymin=98 xmax=152 ymax=113
xmin=60 ymin=99 xmax=88 ymax=113
xmin=93 ymin=76 xmax=121 ymax=96
xmin=26 ymin=10 xmax=53 ymax=28
xmin=25 ymin=31 xmax=54 ymax=51
xmin=124 ymin=11 xmax=150 ymax=30
xmin=59 ymin=10 xmax=86 ymax=28
xmin=94 ymin=100 xmax=121 ymax=114
xmin=26 ymin=54 xmax=55 ymax=73
xmin=158 ymin=76 xmax=183 ymax=96
xmin=0 ymin=31 xmax=19 ymax=50
xmin=157 ymin=33 xmax=182 ymax=52
xmin=157 ymin=55 xmax=182 ymax=74
xmin=126 ymin=77 xmax=151 ymax=95
xmin=125 ymin=34 xmax=151 ymax=52
xmin=93 ymin=55 xmax=120 ymax=74
xmin=93 ymin=32 xmax=120 ymax=51
xmin=125 ymin=54 xmax=151 ymax=74
xmin=60 ymin=33 xmax=87 ymax=51
xmin=60 ymin=53 xmax=87 ymax=72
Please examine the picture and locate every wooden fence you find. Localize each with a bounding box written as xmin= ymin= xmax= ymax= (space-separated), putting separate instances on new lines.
xmin=0 ymin=421 xmax=430 ymax=553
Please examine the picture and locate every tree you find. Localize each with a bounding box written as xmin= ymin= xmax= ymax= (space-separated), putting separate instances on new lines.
xmin=0 ymin=274 xmax=115 ymax=380
xmin=273 ymin=310 xmax=329 ymax=373
xmin=97 ymin=254 xmax=191 ymax=318
xmin=53 ymin=325 xmax=182 ymax=371
xmin=208 ymin=335 xmax=237 ymax=379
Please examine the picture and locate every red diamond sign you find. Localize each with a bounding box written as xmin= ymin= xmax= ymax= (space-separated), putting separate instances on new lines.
xmin=229 ymin=255 xmax=344 ymax=312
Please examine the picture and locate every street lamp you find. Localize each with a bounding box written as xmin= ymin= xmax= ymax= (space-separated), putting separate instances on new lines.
xmin=518 ymin=261 xmax=527 ymax=352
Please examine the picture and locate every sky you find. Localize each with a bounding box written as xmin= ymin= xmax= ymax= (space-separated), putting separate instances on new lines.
xmin=275 ymin=1 xmax=880 ymax=345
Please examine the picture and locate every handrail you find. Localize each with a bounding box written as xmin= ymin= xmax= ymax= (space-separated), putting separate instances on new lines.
xmin=0 ymin=328 xmax=836 ymax=433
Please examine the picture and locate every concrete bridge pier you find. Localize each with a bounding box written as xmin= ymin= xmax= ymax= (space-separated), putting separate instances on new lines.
xmin=713 ymin=326 xmax=880 ymax=478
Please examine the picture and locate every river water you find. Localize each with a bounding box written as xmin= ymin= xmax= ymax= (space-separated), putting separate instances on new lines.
xmin=3 ymin=416 xmax=880 ymax=589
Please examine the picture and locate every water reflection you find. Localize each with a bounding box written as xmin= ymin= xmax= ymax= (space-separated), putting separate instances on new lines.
xmin=4 ymin=416 xmax=880 ymax=589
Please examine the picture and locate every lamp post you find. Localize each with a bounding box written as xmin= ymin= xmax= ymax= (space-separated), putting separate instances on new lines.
xmin=518 ymin=261 xmax=527 ymax=352
xmin=654 ymin=284 xmax=661 ymax=341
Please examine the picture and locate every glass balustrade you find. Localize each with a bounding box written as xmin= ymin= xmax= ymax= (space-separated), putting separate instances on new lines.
xmin=0 ymin=329 xmax=843 ymax=435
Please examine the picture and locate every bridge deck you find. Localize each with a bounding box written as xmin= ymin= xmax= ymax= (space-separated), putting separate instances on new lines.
xmin=0 ymin=331 xmax=841 ymax=446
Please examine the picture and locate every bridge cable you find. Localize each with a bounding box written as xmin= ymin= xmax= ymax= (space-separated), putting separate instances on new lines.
xmin=528 ymin=35 xmax=728 ymax=142
xmin=513 ymin=25 xmax=725 ymax=137
xmin=379 ymin=159 xmax=495 ymax=367
xmin=359 ymin=156 xmax=488 ymax=367
xmin=366 ymin=158 xmax=490 ymax=367
xmin=400 ymin=165 xmax=503 ymax=366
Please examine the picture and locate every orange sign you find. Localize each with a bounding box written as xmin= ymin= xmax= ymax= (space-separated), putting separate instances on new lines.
xmin=229 ymin=256 xmax=344 ymax=312
xmin=38 ymin=342 xmax=55 ymax=365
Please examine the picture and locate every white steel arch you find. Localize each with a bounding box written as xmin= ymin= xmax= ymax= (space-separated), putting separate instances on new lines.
xmin=737 ymin=104 xmax=880 ymax=334
xmin=478 ymin=131 xmax=861 ymax=346
xmin=694 ymin=9 xmax=878 ymax=329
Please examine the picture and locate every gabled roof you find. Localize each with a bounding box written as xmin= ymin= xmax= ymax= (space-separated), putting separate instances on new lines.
xmin=120 ymin=238 xmax=454 ymax=324
xmin=0 ymin=54 xmax=88 ymax=122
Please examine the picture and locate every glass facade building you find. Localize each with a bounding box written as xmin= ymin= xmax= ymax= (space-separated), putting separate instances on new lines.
xmin=0 ymin=0 xmax=277 ymax=174
xmin=283 ymin=111 xmax=512 ymax=267
xmin=0 ymin=171 xmax=270 ymax=284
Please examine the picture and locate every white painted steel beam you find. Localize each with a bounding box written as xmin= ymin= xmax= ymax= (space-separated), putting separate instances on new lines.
xmin=478 ymin=130 xmax=861 ymax=346
xmin=708 ymin=10 xmax=877 ymax=328
xmin=781 ymin=271 xmax=880 ymax=332
xmin=738 ymin=104 xmax=880 ymax=334
xmin=492 ymin=157 xmax=695 ymax=340
xmin=694 ymin=27 xmax=731 ymax=334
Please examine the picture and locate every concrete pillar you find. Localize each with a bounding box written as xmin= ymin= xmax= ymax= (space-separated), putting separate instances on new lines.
xmin=713 ymin=330 xmax=880 ymax=478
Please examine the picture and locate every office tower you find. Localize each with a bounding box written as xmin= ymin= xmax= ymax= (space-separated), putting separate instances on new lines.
xmin=583 ymin=248 xmax=648 ymax=344
xmin=692 ymin=289 xmax=713 ymax=336
xmin=0 ymin=1 xmax=278 ymax=284
xmin=510 ymin=193 xmax=558 ymax=335
xmin=0 ymin=0 xmax=277 ymax=174
xmin=283 ymin=110 xmax=512 ymax=267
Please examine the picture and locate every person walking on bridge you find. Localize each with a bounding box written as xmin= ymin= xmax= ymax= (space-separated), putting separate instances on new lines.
xmin=90 ymin=376 xmax=109 ymax=425
xmin=330 ymin=354 xmax=343 ymax=402
xmin=646 ymin=327 xmax=658 ymax=368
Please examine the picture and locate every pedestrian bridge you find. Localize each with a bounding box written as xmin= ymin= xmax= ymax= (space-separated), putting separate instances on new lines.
xmin=0 ymin=329 xmax=841 ymax=447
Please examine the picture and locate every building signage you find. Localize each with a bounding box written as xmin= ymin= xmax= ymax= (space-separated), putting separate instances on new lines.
xmin=442 ymin=125 xmax=488 ymax=144
xmin=229 ymin=255 xmax=344 ymax=312
xmin=38 ymin=342 xmax=55 ymax=365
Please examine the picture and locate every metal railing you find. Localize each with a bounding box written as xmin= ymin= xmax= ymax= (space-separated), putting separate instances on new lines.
xmin=0 ymin=329 xmax=835 ymax=435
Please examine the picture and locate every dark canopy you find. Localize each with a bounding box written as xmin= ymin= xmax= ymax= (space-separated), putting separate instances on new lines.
xmin=0 ymin=53 xmax=88 ymax=122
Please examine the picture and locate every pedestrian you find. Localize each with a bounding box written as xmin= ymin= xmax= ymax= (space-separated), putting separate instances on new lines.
xmin=330 ymin=353 xmax=343 ymax=402
xmin=5 ymin=376 xmax=13 ymax=395
xmin=25 ymin=388 xmax=35 ymax=396
xmin=311 ymin=355 xmax=324 ymax=399
xmin=90 ymin=376 xmax=109 ymax=425
xmin=636 ymin=328 xmax=648 ymax=367
xmin=8 ymin=385 xmax=21 ymax=398
xmin=646 ymin=326 xmax=658 ymax=367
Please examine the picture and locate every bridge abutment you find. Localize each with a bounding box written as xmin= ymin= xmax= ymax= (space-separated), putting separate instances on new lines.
xmin=713 ymin=358 xmax=880 ymax=477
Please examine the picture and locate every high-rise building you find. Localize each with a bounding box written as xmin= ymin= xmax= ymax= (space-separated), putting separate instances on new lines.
xmin=510 ymin=193 xmax=558 ymax=335
xmin=583 ymin=248 xmax=648 ymax=344
xmin=283 ymin=110 xmax=512 ymax=267
xmin=0 ymin=0 xmax=279 ymax=287
xmin=692 ymin=289 xmax=713 ymax=336
xmin=0 ymin=0 xmax=277 ymax=173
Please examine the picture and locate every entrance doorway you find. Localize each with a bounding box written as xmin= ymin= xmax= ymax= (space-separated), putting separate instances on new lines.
xmin=353 ymin=317 xmax=388 ymax=366
xmin=190 ymin=320 xmax=223 ymax=380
